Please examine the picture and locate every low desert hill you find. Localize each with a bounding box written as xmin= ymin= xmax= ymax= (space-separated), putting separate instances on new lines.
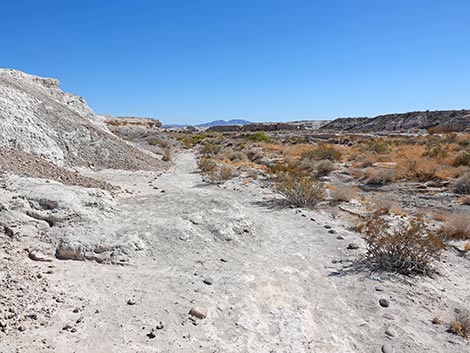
xmin=0 ymin=69 xmax=163 ymax=170
xmin=321 ymin=110 xmax=470 ymax=132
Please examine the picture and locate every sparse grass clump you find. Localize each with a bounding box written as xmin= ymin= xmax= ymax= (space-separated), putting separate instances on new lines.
xmin=355 ymin=213 xmax=445 ymax=275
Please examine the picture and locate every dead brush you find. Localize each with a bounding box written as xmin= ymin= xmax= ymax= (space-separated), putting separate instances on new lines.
xmin=197 ymin=158 xmax=217 ymax=173
xmin=450 ymin=309 xmax=470 ymax=339
xmin=355 ymin=213 xmax=445 ymax=275
xmin=441 ymin=213 xmax=470 ymax=240
xmin=453 ymin=172 xmax=470 ymax=194
xmin=330 ymin=185 xmax=357 ymax=203
xmin=200 ymin=163 xmax=235 ymax=184
xmin=301 ymin=144 xmax=342 ymax=162
xmin=276 ymin=171 xmax=324 ymax=208
xmin=365 ymin=168 xmax=397 ymax=185
xmin=162 ymin=148 xmax=171 ymax=162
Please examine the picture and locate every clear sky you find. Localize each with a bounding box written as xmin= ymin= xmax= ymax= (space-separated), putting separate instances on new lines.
xmin=2 ymin=0 xmax=470 ymax=124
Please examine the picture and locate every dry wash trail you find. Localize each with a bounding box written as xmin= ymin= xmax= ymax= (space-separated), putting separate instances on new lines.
xmin=4 ymin=152 xmax=466 ymax=353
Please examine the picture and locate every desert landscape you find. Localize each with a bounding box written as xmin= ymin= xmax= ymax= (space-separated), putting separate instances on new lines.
xmin=0 ymin=69 xmax=469 ymax=353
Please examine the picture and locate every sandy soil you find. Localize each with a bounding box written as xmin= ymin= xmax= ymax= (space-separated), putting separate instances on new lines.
xmin=1 ymin=152 xmax=469 ymax=353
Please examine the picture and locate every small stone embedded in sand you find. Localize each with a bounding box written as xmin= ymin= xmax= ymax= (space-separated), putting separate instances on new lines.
xmin=336 ymin=235 xmax=344 ymax=240
xmin=347 ymin=243 xmax=359 ymax=250
xmin=127 ymin=299 xmax=136 ymax=305
xmin=28 ymin=250 xmax=53 ymax=262
xmin=385 ymin=328 xmax=396 ymax=337
xmin=379 ymin=299 xmax=390 ymax=308
xmin=375 ymin=285 xmax=385 ymax=292
xmin=382 ymin=343 xmax=394 ymax=353
xmin=203 ymin=278 xmax=213 ymax=285
xmin=324 ymin=225 xmax=332 ymax=229
xmin=189 ymin=306 xmax=208 ymax=319
xmin=328 ymin=229 xmax=336 ymax=234
xmin=383 ymin=313 xmax=394 ymax=320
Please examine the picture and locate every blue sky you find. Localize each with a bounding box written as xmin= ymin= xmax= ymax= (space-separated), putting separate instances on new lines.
xmin=2 ymin=0 xmax=470 ymax=124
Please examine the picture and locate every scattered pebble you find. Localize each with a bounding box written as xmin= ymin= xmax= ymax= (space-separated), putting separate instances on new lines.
xmin=147 ymin=329 xmax=157 ymax=339
xmin=385 ymin=328 xmax=396 ymax=337
xmin=347 ymin=243 xmax=359 ymax=250
xmin=375 ymin=286 xmax=385 ymax=292
xmin=28 ymin=250 xmax=53 ymax=262
xmin=324 ymin=225 xmax=332 ymax=229
xmin=203 ymin=278 xmax=213 ymax=286
xmin=328 ymin=229 xmax=336 ymax=234
xmin=379 ymin=299 xmax=390 ymax=308
xmin=336 ymin=235 xmax=344 ymax=240
xmin=127 ymin=299 xmax=136 ymax=305
xmin=189 ymin=306 xmax=208 ymax=319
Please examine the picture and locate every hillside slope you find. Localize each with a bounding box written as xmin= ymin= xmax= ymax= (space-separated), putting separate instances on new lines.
xmin=0 ymin=69 xmax=163 ymax=170
xmin=320 ymin=110 xmax=470 ymax=132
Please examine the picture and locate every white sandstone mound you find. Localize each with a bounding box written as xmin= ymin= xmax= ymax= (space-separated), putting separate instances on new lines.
xmin=0 ymin=69 xmax=163 ymax=170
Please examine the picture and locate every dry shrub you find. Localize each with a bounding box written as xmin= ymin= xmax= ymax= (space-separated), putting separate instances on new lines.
xmin=200 ymin=143 xmax=222 ymax=156
xmin=461 ymin=195 xmax=470 ymax=205
xmin=331 ymin=185 xmax=357 ymax=202
xmin=442 ymin=213 xmax=470 ymax=239
xmin=246 ymin=149 xmax=263 ymax=163
xmin=453 ymin=172 xmax=470 ymax=194
xmin=465 ymin=242 xmax=470 ymax=252
xmin=197 ymin=158 xmax=217 ymax=173
xmin=162 ymin=148 xmax=171 ymax=162
xmin=226 ymin=150 xmax=247 ymax=163
xmin=202 ymin=163 xmax=235 ymax=184
xmin=401 ymin=159 xmax=441 ymax=182
xmin=356 ymin=213 xmax=445 ymax=275
xmin=369 ymin=196 xmax=394 ymax=215
xmin=301 ymin=144 xmax=342 ymax=162
xmin=147 ymin=137 xmax=169 ymax=148
xmin=364 ymin=139 xmax=391 ymax=154
xmin=450 ymin=310 xmax=470 ymax=338
xmin=366 ymin=168 xmax=397 ymax=185
xmin=314 ymin=159 xmax=336 ymax=177
xmin=276 ymin=174 xmax=324 ymax=208
xmin=452 ymin=151 xmax=470 ymax=167
xmin=422 ymin=143 xmax=448 ymax=160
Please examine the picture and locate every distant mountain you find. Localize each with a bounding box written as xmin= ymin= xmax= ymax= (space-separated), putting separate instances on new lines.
xmin=163 ymin=119 xmax=251 ymax=128
xmin=196 ymin=119 xmax=251 ymax=128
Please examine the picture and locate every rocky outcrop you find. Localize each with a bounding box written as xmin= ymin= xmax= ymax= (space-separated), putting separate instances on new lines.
xmin=105 ymin=116 xmax=162 ymax=128
xmin=321 ymin=110 xmax=470 ymax=132
xmin=0 ymin=69 xmax=164 ymax=170
xmin=207 ymin=122 xmax=309 ymax=132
